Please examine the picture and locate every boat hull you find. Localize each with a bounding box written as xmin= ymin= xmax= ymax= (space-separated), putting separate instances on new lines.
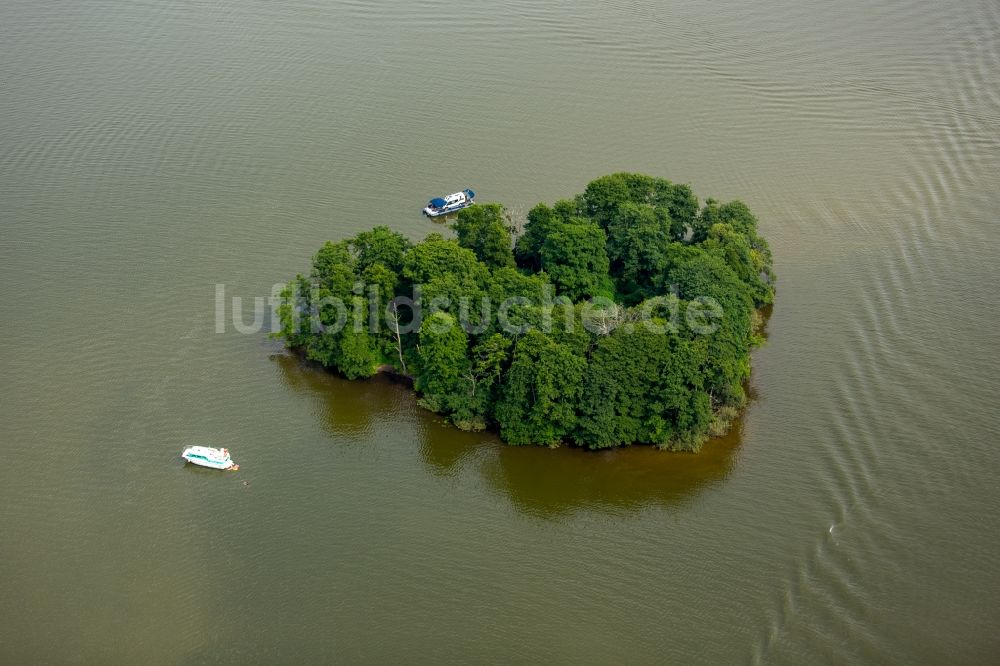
xmin=182 ymin=454 xmax=236 ymax=470
xmin=423 ymin=201 xmax=474 ymax=217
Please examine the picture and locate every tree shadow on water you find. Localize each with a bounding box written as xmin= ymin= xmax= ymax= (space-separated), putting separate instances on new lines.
xmin=271 ymin=353 xmax=414 ymax=440
xmin=271 ymin=352 xmax=749 ymax=519
xmin=474 ymin=422 xmax=744 ymax=519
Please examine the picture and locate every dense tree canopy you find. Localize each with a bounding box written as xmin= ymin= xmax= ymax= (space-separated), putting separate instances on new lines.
xmin=453 ymin=202 xmax=515 ymax=269
xmin=277 ymin=173 xmax=775 ymax=451
xmin=539 ymin=219 xmax=614 ymax=301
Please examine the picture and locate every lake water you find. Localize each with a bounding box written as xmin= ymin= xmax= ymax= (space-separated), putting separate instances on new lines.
xmin=1 ymin=0 xmax=998 ymax=662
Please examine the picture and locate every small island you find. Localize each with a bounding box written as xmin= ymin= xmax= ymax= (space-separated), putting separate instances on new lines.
xmin=276 ymin=173 xmax=775 ymax=451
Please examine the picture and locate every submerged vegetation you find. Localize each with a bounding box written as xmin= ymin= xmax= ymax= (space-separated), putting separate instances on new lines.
xmin=276 ymin=173 xmax=774 ymax=451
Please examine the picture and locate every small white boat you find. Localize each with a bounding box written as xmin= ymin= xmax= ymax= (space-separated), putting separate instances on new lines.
xmin=181 ymin=446 xmax=239 ymax=470
xmin=422 ymin=189 xmax=475 ymax=217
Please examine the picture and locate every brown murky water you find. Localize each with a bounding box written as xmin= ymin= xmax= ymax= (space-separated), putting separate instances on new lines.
xmin=1 ymin=0 xmax=998 ymax=662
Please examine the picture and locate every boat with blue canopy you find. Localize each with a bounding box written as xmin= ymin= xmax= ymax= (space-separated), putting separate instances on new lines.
xmin=422 ymin=189 xmax=475 ymax=217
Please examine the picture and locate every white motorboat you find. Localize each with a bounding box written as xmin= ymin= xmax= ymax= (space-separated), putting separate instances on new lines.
xmin=422 ymin=189 xmax=475 ymax=217
xmin=181 ymin=446 xmax=239 ymax=470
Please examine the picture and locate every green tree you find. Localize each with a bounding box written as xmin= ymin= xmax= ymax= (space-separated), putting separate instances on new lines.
xmin=495 ymin=330 xmax=586 ymax=446
xmin=701 ymin=223 xmax=774 ymax=306
xmin=487 ymin=266 xmax=549 ymax=304
xmin=665 ymin=243 xmax=755 ymax=406
xmin=453 ymin=203 xmax=515 ymax=268
xmin=577 ymin=325 xmax=711 ymax=450
xmin=514 ymin=200 xmax=578 ymax=271
xmin=351 ymin=226 xmax=410 ymax=273
xmin=402 ymin=235 xmax=488 ymax=287
xmin=304 ymin=329 xmax=339 ymax=367
xmin=582 ymin=172 xmax=698 ymax=238
xmin=692 ymin=199 xmax=774 ymax=306
xmin=275 ymin=274 xmax=313 ymax=349
xmin=415 ymin=311 xmax=472 ymax=415
xmin=461 ymin=333 xmax=512 ymax=427
xmin=694 ymin=198 xmax=750 ymax=239
xmin=539 ymin=220 xmax=613 ymax=301
xmin=311 ymin=240 xmax=356 ymax=295
xmin=336 ymin=322 xmax=378 ymax=379
xmin=402 ymin=236 xmax=490 ymax=330
xmin=605 ymin=201 xmax=673 ymax=303
xmin=360 ymin=262 xmax=398 ymax=313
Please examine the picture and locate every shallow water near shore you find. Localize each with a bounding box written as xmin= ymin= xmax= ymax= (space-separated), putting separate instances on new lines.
xmin=1 ymin=0 xmax=999 ymax=662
